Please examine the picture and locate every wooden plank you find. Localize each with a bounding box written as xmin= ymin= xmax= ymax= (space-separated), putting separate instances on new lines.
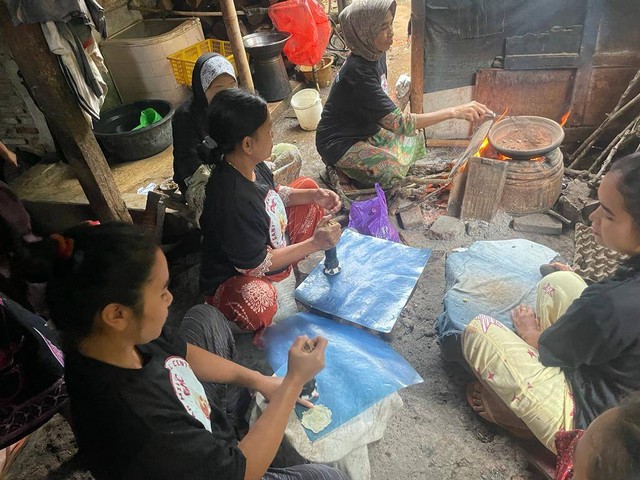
xmin=504 ymin=54 xmax=580 ymax=70
xmin=567 ymin=0 xmax=604 ymax=125
xmin=0 ymin=3 xmax=132 ymax=223
xmin=505 ymin=26 xmax=583 ymax=57
xmin=446 ymin=167 xmax=468 ymax=218
xmin=410 ymin=0 xmax=426 ymax=114
xmin=582 ymin=67 xmax=640 ymax=125
xmin=460 ymin=157 xmax=508 ymax=221
xmin=11 ymin=147 xmax=174 ymax=211
xmin=474 ymin=69 xmax=575 ymax=122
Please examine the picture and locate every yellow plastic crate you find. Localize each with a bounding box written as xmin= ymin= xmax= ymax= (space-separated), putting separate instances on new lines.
xmin=168 ymin=39 xmax=237 ymax=86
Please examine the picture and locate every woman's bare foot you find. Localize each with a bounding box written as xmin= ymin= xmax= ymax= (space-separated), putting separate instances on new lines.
xmin=467 ymin=382 xmax=533 ymax=437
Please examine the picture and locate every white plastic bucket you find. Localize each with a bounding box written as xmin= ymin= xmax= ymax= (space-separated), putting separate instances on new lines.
xmin=290 ymin=88 xmax=322 ymax=131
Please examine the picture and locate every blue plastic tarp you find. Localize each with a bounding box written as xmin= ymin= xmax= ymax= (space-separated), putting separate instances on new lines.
xmin=295 ymin=229 xmax=431 ymax=332
xmin=261 ymin=312 xmax=423 ymax=441
xmin=435 ymin=239 xmax=558 ymax=340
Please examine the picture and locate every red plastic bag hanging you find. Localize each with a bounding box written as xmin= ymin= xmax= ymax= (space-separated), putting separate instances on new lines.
xmin=268 ymin=0 xmax=330 ymax=67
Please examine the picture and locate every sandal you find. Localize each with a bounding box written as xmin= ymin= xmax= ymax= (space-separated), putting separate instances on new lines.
xmin=466 ymin=382 xmax=536 ymax=440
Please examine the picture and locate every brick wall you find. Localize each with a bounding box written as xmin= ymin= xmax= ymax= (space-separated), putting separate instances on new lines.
xmin=0 ymin=31 xmax=54 ymax=154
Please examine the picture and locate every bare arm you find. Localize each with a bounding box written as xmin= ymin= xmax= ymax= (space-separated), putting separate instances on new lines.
xmin=238 ymin=218 xmax=342 ymax=275
xmin=279 ymin=186 xmax=342 ymax=212
xmin=412 ymin=101 xmax=492 ymax=130
xmin=238 ymin=336 xmax=327 ymax=480
xmin=186 ymin=343 xmax=265 ymax=388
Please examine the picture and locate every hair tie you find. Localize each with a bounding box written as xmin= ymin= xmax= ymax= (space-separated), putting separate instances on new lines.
xmin=203 ymin=136 xmax=218 ymax=149
xmin=50 ymin=234 xmax=75 ymax=260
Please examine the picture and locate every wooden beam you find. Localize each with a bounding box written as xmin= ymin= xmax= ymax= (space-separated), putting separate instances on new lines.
xmin=219 ymin=0 xmax=254 ymax=91
xmin=0 ymin=4 xmax=132 ymax=224
xmin=409 ymin=0 xmax=425 ymax=114
xmin=568 ymin=0 xmax=604 ymax=126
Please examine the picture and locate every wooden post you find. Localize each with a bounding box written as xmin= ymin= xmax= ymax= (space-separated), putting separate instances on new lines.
xmin=567 ymin=0 xmax=603 ymax=126
xmin=0 ymin=5 xmax=132 ymax=224
xmin=409 ymin=0 xmax=426 ymax=114
xmin=219 ymin=0 xmax=254 ymax=91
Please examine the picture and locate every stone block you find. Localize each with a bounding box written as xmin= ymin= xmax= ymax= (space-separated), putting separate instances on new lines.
xmin=427 ymin=215 xmax=466 ymax=240
xmin=398 ymin=206 xmax=424 ymax=230
xmin=558 ymin=195 xmax=583 ymax=224
xmin=582 ymin=200 xmax=600 ymax=220
xmin=512 ymin=213 xmax=562 ymax=235
xmin=466 ymin=220 xmax=490 ymax=238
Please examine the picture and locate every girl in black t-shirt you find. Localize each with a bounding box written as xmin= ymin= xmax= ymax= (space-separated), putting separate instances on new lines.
xmin=39 ymin=222 xmax=347 ymax=480
xmin=199 ymin=89 xmax=343 ymax=333
xmin=462 ymin=154 xmax=640 ymax=452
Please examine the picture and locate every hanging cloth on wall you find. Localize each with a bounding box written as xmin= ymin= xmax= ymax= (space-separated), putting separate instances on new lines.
xmin=41 ymin=21 xmax=108 ymax=121
xmin=3 ymin=0 xmax=106 ymax=37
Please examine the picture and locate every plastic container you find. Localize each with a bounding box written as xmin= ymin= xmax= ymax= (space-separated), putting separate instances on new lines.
xmin=168 ymin=38 xmax=237 ymax=86
xmin=93 ymin=100 xmax=175 ymax=162
xmin=297 ymin=56 xmax=334 ymax=88
xmin=100 ymin=19 xmax=204 ymax=106
xmin=290 ymin=89 xmax=322 ymax=131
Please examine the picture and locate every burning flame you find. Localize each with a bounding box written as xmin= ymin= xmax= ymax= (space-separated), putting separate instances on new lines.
xmin=473 ymin=108 xmax=509 ymax=158
xmin=559 ymin=110 xmax=570 ymax=127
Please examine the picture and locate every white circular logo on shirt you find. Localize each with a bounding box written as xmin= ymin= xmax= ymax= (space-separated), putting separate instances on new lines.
xmin=264 ymin=189 xmax=288 ymax=248
xmin=164 ymin=356 xmax=212 ymax=432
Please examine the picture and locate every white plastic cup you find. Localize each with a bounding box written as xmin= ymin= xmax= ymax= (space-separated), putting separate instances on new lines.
xmin=290 ymin=88 xmax=323 ymax=131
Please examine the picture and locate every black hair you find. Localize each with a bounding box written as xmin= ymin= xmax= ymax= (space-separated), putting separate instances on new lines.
xmin=39 ymin=223 xmax=157 ymax=350
xmin=205 ymin=88 xmax=268 ymax=165
xmin=609 ymin=153 xmax=640 ymax=229
xmin=589 ymin=395 xmax=640 ymax=480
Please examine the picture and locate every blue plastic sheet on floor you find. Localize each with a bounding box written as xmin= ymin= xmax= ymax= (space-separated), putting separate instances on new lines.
xmin=435 ymin=239 xmax=558 ymax=341
xmin=261 ymin=312 xmax=423 ymax=441
xmin=295 ymin=229 xmax=431 ymax=332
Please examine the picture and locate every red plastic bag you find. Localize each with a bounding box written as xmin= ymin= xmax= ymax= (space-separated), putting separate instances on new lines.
xmin=269 ymin=0 xmax=330 ymax=66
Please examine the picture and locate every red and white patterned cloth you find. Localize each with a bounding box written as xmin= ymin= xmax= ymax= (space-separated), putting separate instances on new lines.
xmin=206 ymin=177 xmax=324 ymax=332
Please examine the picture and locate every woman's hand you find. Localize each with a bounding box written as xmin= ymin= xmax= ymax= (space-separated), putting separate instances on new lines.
xmin=511 ymin=305 xmax=542 ymax=349
xmin=313 ymin=188 xmax=342 ymax=214
xmin=286 ymin=336 xmax=327 ymax=386
xmin=450 ymin=101 xmax=492 ymax=122
xmin=254 ymin=374 xmax=315 ymax=408
xmin=311 ymin=217 xmax=341 ymax=250
xmin=549 ymin=262 xmax=573 ymax=272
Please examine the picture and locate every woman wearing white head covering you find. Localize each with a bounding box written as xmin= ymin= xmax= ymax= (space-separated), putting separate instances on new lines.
xmin=316 ymin=0 xmax=491 ymax=188
xmin=172 ymin=53 xmax=302 ymax=223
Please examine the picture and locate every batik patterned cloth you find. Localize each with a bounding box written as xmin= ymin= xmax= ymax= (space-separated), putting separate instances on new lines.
xmin=461 ymin=271 xmax=588 ymax=452
xmin=206 ymin=178 xmax=324 ymax=332
xmin=335 ymin=125 xmax=426 ymax=188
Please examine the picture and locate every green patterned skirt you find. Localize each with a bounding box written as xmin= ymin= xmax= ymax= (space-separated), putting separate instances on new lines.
xmin=336 ymin=129 xmax=426 ymax=188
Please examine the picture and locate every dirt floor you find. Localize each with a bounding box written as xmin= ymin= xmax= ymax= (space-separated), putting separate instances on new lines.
xmin=6 ymin=1 xmax=578 ymax=478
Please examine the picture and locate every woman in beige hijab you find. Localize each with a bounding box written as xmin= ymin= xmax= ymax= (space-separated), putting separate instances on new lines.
xmin=316 ymin=0 xmax=491 ymax=187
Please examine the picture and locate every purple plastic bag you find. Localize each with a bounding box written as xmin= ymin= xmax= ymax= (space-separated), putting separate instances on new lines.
xmin=347 ymin=183 xmax=400 ymax=242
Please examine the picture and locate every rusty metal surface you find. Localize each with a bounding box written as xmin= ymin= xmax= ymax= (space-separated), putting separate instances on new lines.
xmin=475 ymin=69 xmax=575 ymax=122
xmin=499 ymin=148 xmax=564 ymax=215
xmin=582 ymin=66 xmax=640 ymax=125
